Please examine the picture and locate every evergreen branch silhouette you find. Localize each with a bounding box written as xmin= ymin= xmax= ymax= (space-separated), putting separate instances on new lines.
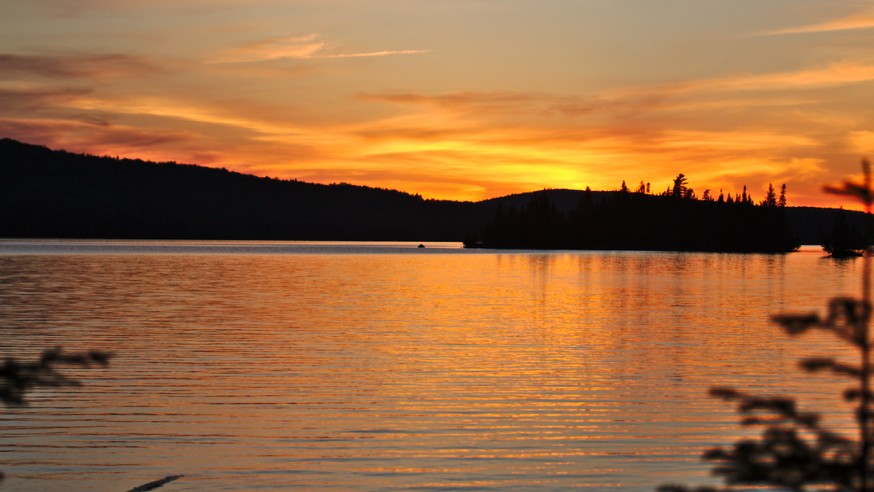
xmin=822 ymin=159 xmax=873 ymax=208
xmin=0 ymin=347 xmax=112 ymax=484
xmin=801 ymin=358 xmax=862 ymax=378
xmin=0 ymin=347 xmax=112 ymax=407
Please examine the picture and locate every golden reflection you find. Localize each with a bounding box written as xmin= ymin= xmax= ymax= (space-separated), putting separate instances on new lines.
xmin=0 ymin=246 xmax=862 ymax=490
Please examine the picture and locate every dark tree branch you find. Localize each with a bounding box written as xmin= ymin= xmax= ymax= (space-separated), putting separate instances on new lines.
xmin=0 ymin=347 xmax=112 ymax=407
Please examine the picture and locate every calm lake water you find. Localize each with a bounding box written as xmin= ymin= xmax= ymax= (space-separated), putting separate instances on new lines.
xmin=0 ymin=240 xmax=865 ymax=491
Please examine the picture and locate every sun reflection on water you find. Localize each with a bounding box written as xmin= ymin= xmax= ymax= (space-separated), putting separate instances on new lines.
xmin=0 ymin=243 xmax=863 ymax=490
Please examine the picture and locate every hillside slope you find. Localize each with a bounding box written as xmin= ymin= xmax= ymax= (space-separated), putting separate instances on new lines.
xmin=0 ymin=139 xmax=488 ymax=240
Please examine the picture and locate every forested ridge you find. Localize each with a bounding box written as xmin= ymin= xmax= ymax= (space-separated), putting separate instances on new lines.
xmin=466 ymin=183 xmax=799 ymax=252
xmin=0 ymin=138 xmax=487 ymax=241
xmin=1 ymin=138 xmax=870 ymax=249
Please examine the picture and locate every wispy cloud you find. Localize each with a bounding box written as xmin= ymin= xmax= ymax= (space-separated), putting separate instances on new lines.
xmin=68 ymin=95 xmax=311 ymax=141
xmin=320 ymin=50 xmax=430 ymax=59
xmin=710 ymin=61 xmax=874 ymax=90
xmin=215 ymin=34 xmax=324 ymax=62
xmin=759 ymin=9 xmax=874 ymax=36
xmin=360 ymin=91 xmax=543 ymax=113
xmin=0 ymin=53 xmax=156 ymax=78
xmin=359 ymin=91 xmax=641 ymax=119
xmin=0 ymin=117 xmax=189 ymax=154
xmin=214 ymin=34 xmax=429 ymax=63
xmin=636 ymin=61 xmax=874 ymax=97
xmin=342 ymin=85 xmax=844 ymax=200
xmin=0 ymin=85 xmax=93 ymax=110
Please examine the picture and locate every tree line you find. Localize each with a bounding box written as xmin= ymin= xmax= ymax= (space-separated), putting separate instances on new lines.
xmin=466 ymin=174 xmax=799 ymax=253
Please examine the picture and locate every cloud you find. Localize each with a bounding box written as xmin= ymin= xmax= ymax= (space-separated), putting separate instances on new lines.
xmin=759 ymin=9 xmax=874 ymax=36
xmin=361 ymin=91 xmax=539 ymax=111
xmin=213 ymin=34 xmax=429 ymax=63
xmin=365 ymin=62 xmax=874 ymax=125
xmin=60 ymin=93 xmax=340 ymax=162
xmin=359 ymin=91 xmax=639 ymax=119
xmin=655 ymin=130 xmax=820 ymax=152
xmin=0 ymin=118 xmax=81 ymax=146
xmin=0 ymin=85 xmax=93 ymax=111
xmin=356 ymin=124 xmax=475 ymax=142
xmin=320 ymin=49 xmax=430 ymax=59
xmin=69 ymin=95 xmax=291 ymax=135
xmin=82 ymin=126 xmax=192 ymax=150
xmin=287 ymin=164 xmax=514 ymax=201
xmin=215 ymin=34 xmax=324 ymax=62
xmin=633 ymin=61 xmax=874 ymax=98
xmin=0 ymin=117 xmax=188 ymax=153
xmin=0 ymin=53 xmax=156 ymax=78
xmin=334 ymin=91 xmax=840 ymax=199
xmin=714 ymin=61 xmax=874 ymax=90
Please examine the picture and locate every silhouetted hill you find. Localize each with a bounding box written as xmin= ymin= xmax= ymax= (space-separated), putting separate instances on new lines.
xmin=785 ymin=206 xmax=873 ymax=245
xmin=481 ymin=189 xmax=610 ymax=211
xmin=0 ymin=138 xmax=489 ymax=240
xmin=469 ymin=189 xmax=802 ymax=252
xmin=1 ymin=138 xmax=869 ymax=247
xmin=483 ymin=190 xmax=872 ymax=246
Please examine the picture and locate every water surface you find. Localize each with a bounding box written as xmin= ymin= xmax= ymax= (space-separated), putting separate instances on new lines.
xmin=0 ymin=241 xmax=863 ymax=490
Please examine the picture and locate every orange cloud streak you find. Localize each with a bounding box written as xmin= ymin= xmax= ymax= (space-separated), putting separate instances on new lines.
xmin=761 ymin=9 xmax=874 ymax=35
xmin=213 ymin=34 xmax=429 ymax=63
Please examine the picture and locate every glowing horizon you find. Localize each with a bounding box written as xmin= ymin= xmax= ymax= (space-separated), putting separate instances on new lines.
xmin=1 ymin=1 xmax=872 ymax=209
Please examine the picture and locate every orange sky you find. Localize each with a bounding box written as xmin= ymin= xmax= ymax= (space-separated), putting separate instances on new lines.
xmin=1 ymin=1 xmax=873 ymax=208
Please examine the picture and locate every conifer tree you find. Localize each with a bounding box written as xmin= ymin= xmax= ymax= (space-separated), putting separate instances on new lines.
xmin=672 ymin=174 xmax=688 ymax=198
xmin=763 ymin=183 xmax=777 ymax=207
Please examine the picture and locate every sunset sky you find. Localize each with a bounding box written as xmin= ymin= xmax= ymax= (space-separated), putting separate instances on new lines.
xmin=1 ymin=0 xmax=873 ymax=207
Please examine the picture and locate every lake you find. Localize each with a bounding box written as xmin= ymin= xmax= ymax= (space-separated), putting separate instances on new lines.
xmin=0 ymin=240 xmax=865 ymax=491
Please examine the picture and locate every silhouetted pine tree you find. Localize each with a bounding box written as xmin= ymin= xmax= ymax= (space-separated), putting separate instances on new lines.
xmin=673 ymin=173 xmax=688 ymax=199
xmin=762 ymin=183 xmax=777 ymax=207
